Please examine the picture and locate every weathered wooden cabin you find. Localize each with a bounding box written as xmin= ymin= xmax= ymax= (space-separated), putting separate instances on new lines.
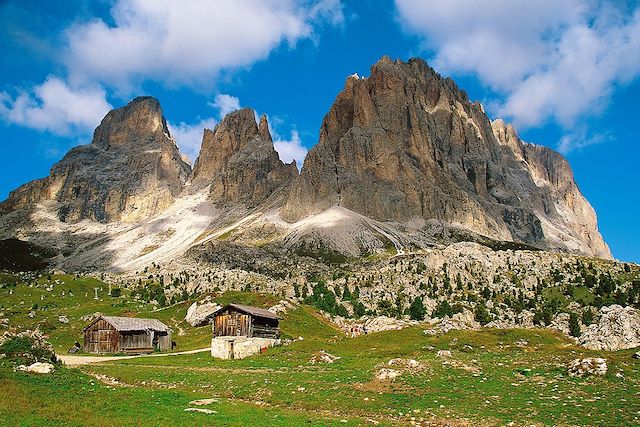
xmin=213 ymin=304 xmax=280 ymax=339
xmin=83 ymin=315 xmax=171 ymax=354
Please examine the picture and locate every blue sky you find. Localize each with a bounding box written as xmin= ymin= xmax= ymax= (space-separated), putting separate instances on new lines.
xmin=1 ymin=0 xmax=639 ymax=262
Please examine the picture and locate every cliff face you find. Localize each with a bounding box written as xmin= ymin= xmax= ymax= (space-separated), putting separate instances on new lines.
xmin=281 ymin=57 xmax=610 ymax=258
xmin=0 ymin=97 xmax=191 ymax=223
xmin=0 ymin=58 xmax=611 ymax=262
xmin=190 ymin=108 xmax=298 ymax=208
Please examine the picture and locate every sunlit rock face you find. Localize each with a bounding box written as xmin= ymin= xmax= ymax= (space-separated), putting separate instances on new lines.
xmin=281 ymin=57 xmax=610 ymax=258
xmin=190 ymin=108 xmax=297 ymax=208
xmin=0 ymin=97 xmax=191 ymax=223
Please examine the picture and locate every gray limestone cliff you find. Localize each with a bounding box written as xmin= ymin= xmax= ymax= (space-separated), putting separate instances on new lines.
xmin=0 ymin=97 xmax=191 ymax=223
xmin=280 ymin=57 xmax=610 ymax=258
xmin=190 ymin=108 xmax=298 ymax=208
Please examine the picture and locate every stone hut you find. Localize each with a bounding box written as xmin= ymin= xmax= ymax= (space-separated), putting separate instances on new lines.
xmin=211 ymin=304 xmax=280 ymax=359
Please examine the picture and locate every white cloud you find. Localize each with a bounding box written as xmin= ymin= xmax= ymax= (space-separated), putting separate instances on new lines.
xmin=273 ymin=129 xmax=308 ymax=170
xmin=210 ymin=94 xmax=241 ymax=118
xmin=0 ymin=76 xmax=112 ymax=136
xmin=64 ymin=0 xmax=344 ymax=89
xmin=395 ymin=0 xmax=640 ymax=133
xmin=168 ymin=117 xmax=217 ymax=162
xmin=557 ymin=131 xmax=613 ymax=155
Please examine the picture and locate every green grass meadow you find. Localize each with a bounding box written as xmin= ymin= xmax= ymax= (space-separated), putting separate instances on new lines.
xmin=1 ymin=274 xmax=640 ymax=425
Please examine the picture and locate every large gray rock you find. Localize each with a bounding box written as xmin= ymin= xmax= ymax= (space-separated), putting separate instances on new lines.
xmin=567 ymin=358 xmax=607 ymax=377
xmin=579 ymin=305 xmax=640 ymax=351
xmin=18 ymin=362 xmax=55 ymax=374
xmin=280 ymin=57 xmax=610 ymax=258
xmin=0 ymin=97 xmax=191 ymax=223
xmin=185 ymin=299 xmax=220 ymax=327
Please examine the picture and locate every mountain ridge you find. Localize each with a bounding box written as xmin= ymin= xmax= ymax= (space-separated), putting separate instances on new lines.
xmin=0 ymin=57 xmax=612 ymax=270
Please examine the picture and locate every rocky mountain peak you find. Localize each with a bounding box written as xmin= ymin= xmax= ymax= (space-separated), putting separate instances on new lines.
xmin=93 ymin=96 xmax=170 ymax=150
xmin=0 ymin=97 xmax=190 ymax=223
xmin=258 ymin=113 xmax=273 ymax=143
xmin=190 ymin=108 xmax=297 ymax=208
xmin=282 ymin=56 xmax=610 ymax=258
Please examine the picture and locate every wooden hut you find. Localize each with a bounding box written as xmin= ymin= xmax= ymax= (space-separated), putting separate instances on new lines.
xmin=212 ymin=304 xmax=279 ymax=339
xmin=83 ymin=315 xmax=171 ymax=354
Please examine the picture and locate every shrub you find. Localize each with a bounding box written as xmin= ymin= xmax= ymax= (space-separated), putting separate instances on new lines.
xmin=432 ymin=300 xmax=454 ymax=318
xmin=110 ymin=287 xmax=122 ymax=297
xmin=0 ymin=332 xmax=57 ymax=365
xmin=581 ymin=308 xmax=594 ymax=326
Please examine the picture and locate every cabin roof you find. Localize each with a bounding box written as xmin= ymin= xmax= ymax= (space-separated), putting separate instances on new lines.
xmin=84 ymin=316 xmax=170 ymax=333
xmin=216 ymin=303 xmax=279 ymax=320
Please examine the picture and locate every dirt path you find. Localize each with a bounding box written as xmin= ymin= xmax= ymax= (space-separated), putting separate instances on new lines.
xmin=58 ymin=347 xmax=210 ymax=366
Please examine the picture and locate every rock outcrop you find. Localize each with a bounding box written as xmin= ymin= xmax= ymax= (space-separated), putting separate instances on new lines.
xmin=567 ymin=358 xmax=607 ymax=377
xmin=579 ymin=305 xmax=640 ymax=350
xmin=190 ymin=108 xmax=298 ymax=208
xmin=281 ymin=57 xmax=610 ymax=258
xmin=0 ymin=97 xmax=191 ymax=223
xmin=185 ymin=298 xmax=221 ymax=327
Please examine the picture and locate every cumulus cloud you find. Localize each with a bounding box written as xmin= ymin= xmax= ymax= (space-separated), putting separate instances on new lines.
xmin=395 ymin=0 xmax=640 ymax=134
xmin=64 ymin=0 xmax=345 ymax=89
xmin=273 ymin=129 xmax=308 ymax=170
xmin=0 ymin=76 xmax=112 ymax=136
xmin=210 ymin=94 xmax=241 ymax=118
xmin=1 ymin=0 xmax=343 ymax=140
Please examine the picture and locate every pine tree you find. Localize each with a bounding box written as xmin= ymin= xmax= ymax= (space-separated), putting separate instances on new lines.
xmin=569 ymin=312 xmax=581 ymax=337
xmin=474 ymin=303 xmax=491 ymax=325
xmin=342 ymin=284 xmax=352 ymax=300
xmin=409 ymin=297 xmax=426 ymax=321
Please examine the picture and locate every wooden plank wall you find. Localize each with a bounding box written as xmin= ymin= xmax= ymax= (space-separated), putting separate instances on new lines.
xmin=214 ymin=313 xmax=251 ymax=337
xmin=83 ymin=319 xmax=119 ymax=353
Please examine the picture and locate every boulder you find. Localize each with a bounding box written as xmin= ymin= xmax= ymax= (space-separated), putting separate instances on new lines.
xmin=268 ymin=299 xmax=298 ymax=316
xmin=18 ymin=362 xmax=55 ymax=374
xmin=549 ymin=312 xmax=571 ymax=335
xmin=579 ymin=305 xmax=640 ymax=351
xmin=185 ymin=299 xmax=220 ymax=327
xmin=424 ymin=309 xmax=480 ymax=335
xmin=567 ymin=358 xmax=607 ymax=377
xmin=375 ymin=368 xmax=400 ymax=381
xmin=81 ymin=312 xmax=102 ymax=322
xmin=309 ymin=350 xmax=341 ymax=364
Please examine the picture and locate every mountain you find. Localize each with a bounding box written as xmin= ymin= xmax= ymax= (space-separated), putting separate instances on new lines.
xmin=190 ymin=108 xmax=298 ymax=207
xmin=0 ymin=97 xmax=190 ymax=223
xmin=280 ymin=57 xmax=610 ymax=258
xmin=0 ymin=57 xmax=612 ymax=271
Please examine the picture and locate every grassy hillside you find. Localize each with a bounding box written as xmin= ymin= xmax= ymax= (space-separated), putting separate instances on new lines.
xmin=1 ymin=274 xmax=639 ymax=425
xmin=0 ymin=274 xmax=281 ymax=353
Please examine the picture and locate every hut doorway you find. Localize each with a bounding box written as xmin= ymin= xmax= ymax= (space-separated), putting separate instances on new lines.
xmin=151 ymin=331 xmax=159 ymax=351
xmin=228 ymin=340 xmax=235 ymax=360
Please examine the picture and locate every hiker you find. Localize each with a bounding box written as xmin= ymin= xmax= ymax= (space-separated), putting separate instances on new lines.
xmin=171 ymin=340 xmax=177 ymax=350
xmin=363 ymin=325 xmax=368 ymax=335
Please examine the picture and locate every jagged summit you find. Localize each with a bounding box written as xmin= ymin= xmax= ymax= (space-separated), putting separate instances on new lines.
xmin=281 ymin=56 xmax=610 ymax=258
xmin=190 ymin=107 xmax=297 ymax=207
xmin=0 ymin=57 xmax=611 ymax=268
xmin=0 ymin=97 xmax=190 ymax=223
xmin=93 ymin=96 xmax=171 ymax=149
